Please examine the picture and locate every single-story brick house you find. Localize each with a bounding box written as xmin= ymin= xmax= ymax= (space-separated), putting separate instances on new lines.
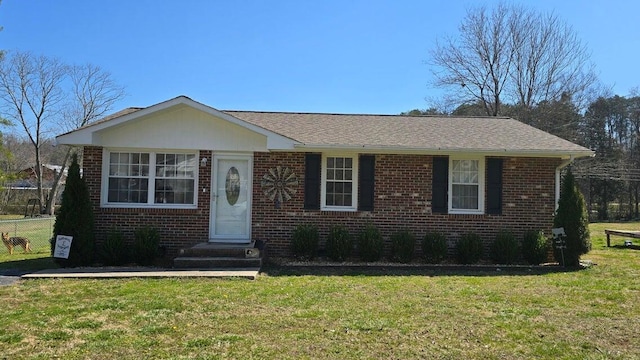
xmin=56 ymin=96 xmax=593 ymax=258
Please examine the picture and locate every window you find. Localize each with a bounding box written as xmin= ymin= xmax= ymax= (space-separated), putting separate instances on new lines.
xmin=321 ymin=155 xmax=358 ymax=210
xmin=108 ymin=152 xmax=149 ymax=203
xmin=104 ymin=150 xmax=197 ymax=207
xmin=449 ymin=157 xmax=484 ymax=213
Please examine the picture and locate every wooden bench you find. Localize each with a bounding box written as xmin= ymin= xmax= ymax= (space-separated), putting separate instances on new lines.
xmin=604 ymin=229 xmax=640 ymax=247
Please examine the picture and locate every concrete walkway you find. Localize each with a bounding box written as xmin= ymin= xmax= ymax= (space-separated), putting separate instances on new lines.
xmin=21 ymin=267 xmax=260 ymax=280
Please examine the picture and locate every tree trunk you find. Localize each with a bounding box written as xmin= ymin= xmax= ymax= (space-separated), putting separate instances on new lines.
xmin=44 ymin=149 xmax=72 ymax=215
xmin=34 ymin=146 xmax=45 ymax=215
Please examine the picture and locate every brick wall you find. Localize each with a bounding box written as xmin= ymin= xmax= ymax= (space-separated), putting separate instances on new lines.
xmin=83 ymin=147 xmax=560 ymax=258
xmin=252 ymin=152 xmax=561 ymax=257
xmin=84 ymin=146 xmax=211 ymax=255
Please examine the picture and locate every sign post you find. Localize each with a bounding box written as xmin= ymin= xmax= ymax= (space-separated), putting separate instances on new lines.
xmin=552 ymin=228 xmax=566 ymax=266
xmin=53 ymin=235 xmax=73 ymax=259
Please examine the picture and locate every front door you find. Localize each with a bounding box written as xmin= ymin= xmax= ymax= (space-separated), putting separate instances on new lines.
xmin=210 ymin=154 xmax=252 ymax=243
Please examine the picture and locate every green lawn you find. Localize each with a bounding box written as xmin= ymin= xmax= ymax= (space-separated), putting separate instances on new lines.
xmin=0 ymin=223 xmax=638 ymax=359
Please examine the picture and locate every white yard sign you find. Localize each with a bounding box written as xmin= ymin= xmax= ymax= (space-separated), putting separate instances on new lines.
xmin=53 ymin=235 xmax=73 ymax=259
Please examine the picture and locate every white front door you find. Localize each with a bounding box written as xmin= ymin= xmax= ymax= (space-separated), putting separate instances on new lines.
xmin=210 ymin=154 xmax=252 ymax=243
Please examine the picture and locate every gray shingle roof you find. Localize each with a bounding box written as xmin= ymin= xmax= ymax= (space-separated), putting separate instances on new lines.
xmin=56 ymin=96 xmax=593 ymax=158
xmin=224 ymin=110 xmax=593 ymax=156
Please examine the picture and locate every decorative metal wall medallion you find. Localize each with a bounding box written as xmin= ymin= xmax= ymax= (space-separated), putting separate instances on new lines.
xmin=225 ymin=167 xmax=241 ymax=205
xmin=261 ymin=166 xmax=298 ymax=203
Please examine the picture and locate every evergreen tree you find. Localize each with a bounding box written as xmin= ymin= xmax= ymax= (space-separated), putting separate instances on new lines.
xmin=52 ymin=154 xmax=95 ymax=267
xmin=553 ymin=168 xmax=591 ymax=266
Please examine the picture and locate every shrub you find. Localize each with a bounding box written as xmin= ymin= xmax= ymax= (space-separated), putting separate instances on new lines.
xmin=421 ymin=232 xmax=448 ymax=263
xmin=357 ymin=224 xmax=384 ymax=262
xmin=133 ymin=226 xmax=160 ymax=266
xmin=326 ymin=225 xmax=352 ymax=261
xmin=390 ymin=229 xmax=416 ymax=263
xmin=291 ymin=224 xmax=319 ymax=260
xmin=553 ymin=168 xmax=591 ymax=266
xmin=491 ymin=230 xmax=519 ymax=265
xmin=522 ymin=230 xmax=550 ymax=265
xmin=52 ymin=154 xmax=95 ymax=267
xmin=456 ymin=233 xmax=483 ymax=264
xmin=99 ymin=228 xmax=129 ymax=266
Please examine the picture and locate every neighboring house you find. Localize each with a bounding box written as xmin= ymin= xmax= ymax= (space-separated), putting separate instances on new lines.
xmin=55 ymin=96 xmax=593 ymax=257
xmin=3 ymin=164 xmax=67 ymax=214
xmin=11 ymin=164 xmax=67 ymax=190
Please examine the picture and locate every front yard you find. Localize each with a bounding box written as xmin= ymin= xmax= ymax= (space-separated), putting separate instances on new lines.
xmin=0 ymin=223 xmax=638 ymax=359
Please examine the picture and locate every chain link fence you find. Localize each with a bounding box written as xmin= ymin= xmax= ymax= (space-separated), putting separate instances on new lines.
xmin=0 ymin=217 xmax=55 ymax=254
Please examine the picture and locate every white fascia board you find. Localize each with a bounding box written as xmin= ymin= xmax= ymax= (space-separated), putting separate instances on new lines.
xmin=292 ymin=143 xmax=594 ymax=159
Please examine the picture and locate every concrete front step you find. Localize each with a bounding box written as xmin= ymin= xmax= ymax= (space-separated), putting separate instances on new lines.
xmin=173 ymin=256 xmax=262 ymax=269
xmin=179 ymin=245 xmax=250 ymax=258
xmin=173 ymin=242 xmax=264 ymax=269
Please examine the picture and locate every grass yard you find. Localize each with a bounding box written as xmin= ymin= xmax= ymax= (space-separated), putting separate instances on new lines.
xmin=0 ymin=223 xmax=639 ymax=359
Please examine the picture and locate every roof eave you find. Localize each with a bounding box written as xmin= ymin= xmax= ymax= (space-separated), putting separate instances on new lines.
xmin=288 ymin=143 xmax=594 ymax=159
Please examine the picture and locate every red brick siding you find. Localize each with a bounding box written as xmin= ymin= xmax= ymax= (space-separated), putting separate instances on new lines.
xmin=83 ymin=147 xmax=560 ymax=258
xmin=83 ymin=146 xmax=211 ymax=255
xmin=252 ymin=153 xmax=560 ymax=257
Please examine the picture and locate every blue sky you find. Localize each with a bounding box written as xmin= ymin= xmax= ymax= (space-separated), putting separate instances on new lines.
xmin=1 ymin=0 xmax=638 ymax=115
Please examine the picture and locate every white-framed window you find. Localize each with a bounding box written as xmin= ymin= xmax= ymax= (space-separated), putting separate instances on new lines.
xmin=449 ymin=157 xmax=485 ymax=214
xmin=321 ymin=154 xmax=358 ymax=211
xmin=103 ymin=149 xmax=198 ymax=208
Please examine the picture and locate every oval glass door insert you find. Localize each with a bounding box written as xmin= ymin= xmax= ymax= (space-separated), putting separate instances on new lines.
xmin=225 ymin=167 xmax=241 ymax=205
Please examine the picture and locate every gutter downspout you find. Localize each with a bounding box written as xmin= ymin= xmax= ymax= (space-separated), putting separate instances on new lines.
xmin=555 ymin=156 xmax=574 ymax=210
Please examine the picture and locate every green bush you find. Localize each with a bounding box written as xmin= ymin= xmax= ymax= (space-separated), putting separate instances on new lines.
xmin=52 ymin=154 xmax=95 ymax=267
xmin=291 ymin=224 xmax=319 ymax=260
xmin=553 ymin=168 xmax=591 ymax=266
xmin=390 ymin=229 xmax=416 ymax=263
xmin=421 ymin=232 xmax=448 ymax=263
xmin=326 ymin=225 xmax=352 ymax=261
xmin=491 ymin=230 xmax=519 ymax=265
xmin=456 ymin=233 xmax=483 ymax=264
xmin=99 ymin=228 xmax=129 ymax=266
xmin=133 ymin=226 xmax=160 ymax=266
xmin=522 ymin=230 xmax=550 ymax=265
xmin=357 ymin=224 xmax=384 ymax=262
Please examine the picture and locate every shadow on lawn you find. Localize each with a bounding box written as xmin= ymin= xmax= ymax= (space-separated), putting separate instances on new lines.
xmin=610 ymin=244 xmax=640 ymax=251
xmin=261 ymin=263 xmax=586 ymax=277
xmin=0 ymin=257 xmax=58 ymax=274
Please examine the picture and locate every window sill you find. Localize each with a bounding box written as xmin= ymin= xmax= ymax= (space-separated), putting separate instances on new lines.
xmin=320 ymin=206 xmax=358 ymax=212
xmin=101 ymin=203 xmax=198 ymax=210
xmin=449 ymin=209 xmax=485 ymax=215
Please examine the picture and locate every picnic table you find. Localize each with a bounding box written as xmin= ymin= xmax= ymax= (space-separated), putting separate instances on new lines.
xmin=604 ymin=229 xmax=640 ymax=247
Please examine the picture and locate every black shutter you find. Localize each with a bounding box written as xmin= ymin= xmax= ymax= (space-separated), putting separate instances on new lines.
xmin=486 ymin=158 xmax=503 ymax=215
xmin=358 ymin=155 xmax=375 ymax=211
xmin=304 ymin=154 xmax=321 ymax=210
xmin=432 ymin=157 xmax=448 ymax=214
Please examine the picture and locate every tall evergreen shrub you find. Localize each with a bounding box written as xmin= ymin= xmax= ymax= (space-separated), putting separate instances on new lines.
xmin=52 ymin=154 xmax=95 ymax=267
xmin=553 ymin=168 xmax=591 ymax=266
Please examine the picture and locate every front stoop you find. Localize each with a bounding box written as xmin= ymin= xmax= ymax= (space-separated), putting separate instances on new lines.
xmin=173 ymin=242 xmax=263 ymax=269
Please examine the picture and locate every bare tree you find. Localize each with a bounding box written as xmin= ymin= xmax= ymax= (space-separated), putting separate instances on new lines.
xmin=430 ymin=3 xmax=513 ymax=116
xmin=0 ymin=52 xmax=67 ymax=214
xmin=0 ymin=51 xmax=125 ymax=214
xmin=429 ymin=3 xmax=597 ymax=118
xmin=46 ymin=63 xmax=125 ymax=214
